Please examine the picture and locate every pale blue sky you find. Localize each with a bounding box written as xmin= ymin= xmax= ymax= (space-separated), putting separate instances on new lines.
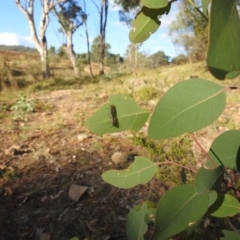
xmin=0 ymin=1 xmax=179 ymax=57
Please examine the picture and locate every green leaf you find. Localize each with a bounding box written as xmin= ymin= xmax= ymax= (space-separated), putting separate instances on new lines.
xmin=209 ymin=194 xmax=240 ymax=217
xmin=207 ymin=130 xmax=240 ymax=170
xmin=151 ymin=185 xmax=209 ymax=240
xmin=101 ymin=157 xmax=157 ymax=189
xmin=228 ymin=218 xmax=240 ymax=235
xmin=126 ymin=203 xmax=148 ymax=240
xmin=141 ymin=0 xmax=168 ymax=9
xmin=85 ymin=94 xmax=149 ymax=136
xmin=207 ymin=0 xmax=240 ymax=79
xmin=129 ymin=8 xmax=160 ymax=43
xmin=207 ymin=190 xmax=218 ymax=207
xmin=226 ymin=71 xmax=240 ymax=79
xmin=201 ymin=0 xmax=210 ymax=17
xmin=221 ymin=230 xmax=240 ymax=240
xmin=194 ymin=166 xmax=224 ymax=194
xmin=148 ymin=79 xmax=226 ymax=139
xmin=145 ymin=207 xmax=156 ymax=224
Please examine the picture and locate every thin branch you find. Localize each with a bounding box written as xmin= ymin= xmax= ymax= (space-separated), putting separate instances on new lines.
xmin=91 ymin=0 xmax=100 ymax=13
xmin=157 ymin=160 xmax=197 ymax=173
xmin=190 ymin=133 xmax=217 ymax=168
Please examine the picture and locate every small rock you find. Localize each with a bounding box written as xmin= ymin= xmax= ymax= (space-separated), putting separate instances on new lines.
xmin=40 ymin=233 xmax=51 ymax=240
xmin=111 ymin=152 xmax=127 ymax=165
xmin=69 ymin=184 xmax=88 ymax=201
xmin=77 ymin=133 xmax=88 ymax=142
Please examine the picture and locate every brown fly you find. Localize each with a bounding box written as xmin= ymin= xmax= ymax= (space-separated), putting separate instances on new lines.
xmin=110 ymin=104 xmax=119 ymax=128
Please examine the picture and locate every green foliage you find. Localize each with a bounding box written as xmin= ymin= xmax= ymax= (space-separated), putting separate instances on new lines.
xmin=57 ymin=46 xmax=67 ymax=58
xmin=169 ymin=0 xmax=208 ymax=62
xmin=126 ymin=203 xmax=148 ymax=240
xmin=114 ymin=0 xmax=140 ymax=12
xmin=171 ymin=54 xmax=188 ymax=65
xmin=85 ymin=94 xmax=149 ymax=136
xmin=221 ymin=230 xmax=240 ymax=240
xmin=152 ymin=184 xmax=209 ymax=240
xmin=129 ymin=6 xmax=172 ymax=43
xmin=207 ymin=0 xmax=240 ymax=79
xmin=134 ymin=86 xmax=161 ymax=102
xmin=85 ymin=0 xmax=240 ymax=239
xmin=102 ymin=157 xmax=157 ymax=189
xmin=10 ymin=94 xmax=34 ymax=121
xmin=48 ymin=46 xmax=56 ymax=55
xmin=148 ymin=79 xmax=226 ymax=139
xmin=91 ymin=36 xmax=111 ymax=63
xmin=207 ymin=130 xmax=240 ymax=170
xmin=0 ymin=45 xmax=37 ymax=53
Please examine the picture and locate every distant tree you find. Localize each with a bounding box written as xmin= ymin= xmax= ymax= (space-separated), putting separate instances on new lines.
xmin=91 ymin=36 xmax=111 ymax=63
xmin=0 ymin=45 xmax=36 ymax=53
xmin=106 ymin=53 xmax=124 ymax=65
xmin=168 ymin=0 xmax=208 ymax=63
xmin=57 ymin=46 xmax=67 ymax=57
xmin=149 ymin=51 xmax=169 ymax=67
xmin=114 ymin=0 xmax=140 ymax=26
xmin=49 ymin=46 xmax=56 ymax=55
xmin=124 ymin=43 xmax=142 ymax=74
xmin=171 ymin=54 xmax=188 ymax=65
xmin=53 ymin=0 xmax=85 ymax=78
xmin=114 ymin=0 xmax=140 ymax=11
xmin=91 ymin=0 xmax=109 ymax=75
xmin=15 ymin=0 xmax=67 ymax=78
xmin=77 ymin=53 xmax=88 ymax=65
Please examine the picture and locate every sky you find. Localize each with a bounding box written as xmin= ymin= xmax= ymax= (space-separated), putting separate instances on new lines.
xmin=0 ymin=0 xmax=179 ymax=58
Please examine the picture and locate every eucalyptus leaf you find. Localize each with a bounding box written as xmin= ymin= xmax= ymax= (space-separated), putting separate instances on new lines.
xmin=209 ymin=194 xmax=240 ymax=217
xmin=129 ymin=8 xmax=160 ymax=43
xmin=207 ymin=130 xmax=240 ymax=170
xmin=101 ymin=157 xmax=157 ymax=189
xmin=228 ymin=218 xmax=240 ymax=235
xmin=201 ymin=0 xmax=211 ymax=17
xmin=85 ymin=94 xmax=149 ymax=136
xmin=151 ymin=185 xmax=209 ymax=240
xmin=126 ymin=203 xmax=148 ymax=240
xmin=207 ymin=0 xmax=240 ymax=79
xmin=207 ymin=191 xmax=218 ymax=207
xmin=195 ymin=166 xmax=224 ymax=194
xmin=221 ymin=230 xmax=240 ymax=240
xmin=148 ymin=79 xmax=226 ymax=139
xmin=141 ymin=0 xmax=168 ymax=9
xmin=226 ymin=71 xmax=240 ymax=79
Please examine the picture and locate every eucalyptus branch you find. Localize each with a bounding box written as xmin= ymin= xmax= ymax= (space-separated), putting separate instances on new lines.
xmin=190 ymin=133 xmax=217 ymax=168
xmin=187 ymin=0 xmax=208 ymax=21
xmin=156 ymin=160 xmax=197 ymax=173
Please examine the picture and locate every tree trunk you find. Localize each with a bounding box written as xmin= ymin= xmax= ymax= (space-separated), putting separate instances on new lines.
xmin=99 ymin=0 xmax=108 ymax=75
xmin=40 ymin=36 xmax=50 ymax=78
xmin=83 ymin=0 xmax=94 ymax=79
xmin=15 ymin=0 xmax=67 ymax=79
xmin=65 ymin=34 xmax=80 ymax=79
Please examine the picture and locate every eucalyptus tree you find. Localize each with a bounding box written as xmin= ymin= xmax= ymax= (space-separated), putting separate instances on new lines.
xmin=82 ymin=0 xmax=94 ymax=78
xmin=53 ymin=0 xmax=86 ymax=78
xmin=15 ymin=0 xmax=67 ymax=78
xmin=91 ymin=36 xmax=111 ymax=63
xmin=168 ymin=0 xmax=208 ymax=62
xmin=114 ymin=0 xmax=140 ymax=26
xmin=91 ymin=0 xmax=109 ymax=75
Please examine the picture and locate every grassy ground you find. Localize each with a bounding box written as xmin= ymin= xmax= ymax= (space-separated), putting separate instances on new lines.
xmin=0 ymin=51 xmax=240 ymax=240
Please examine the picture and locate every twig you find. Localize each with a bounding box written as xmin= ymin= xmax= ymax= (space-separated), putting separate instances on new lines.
xmin=190 ymin=133 xmax=217 ymax=168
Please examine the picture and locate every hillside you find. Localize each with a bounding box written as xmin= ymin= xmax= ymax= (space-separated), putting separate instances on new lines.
xmin=0 ymin=50 xmax=240 ymax=239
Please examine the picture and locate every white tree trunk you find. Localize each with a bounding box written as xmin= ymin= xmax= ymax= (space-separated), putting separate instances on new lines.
xmin=65 ymin=33 xmax=80 ymax=79
xmin=15 ymin=0 xmax=67 ymax=78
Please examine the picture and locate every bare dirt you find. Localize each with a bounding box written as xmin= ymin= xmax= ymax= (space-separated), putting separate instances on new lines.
xmin=1 ymin=84 xmax=240 ymax=240
xmin=0 ymin=89 xmax=164 ymax=240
